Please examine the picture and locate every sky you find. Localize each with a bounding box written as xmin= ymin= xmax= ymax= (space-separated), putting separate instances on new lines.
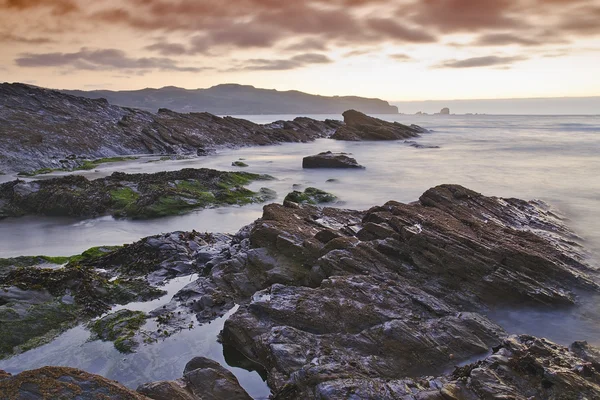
xmin=1 ymin=0 xmax=599 ymax=101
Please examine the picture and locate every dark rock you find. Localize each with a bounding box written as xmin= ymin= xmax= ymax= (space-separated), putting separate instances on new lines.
xmin=0 ymin=366 xmax=146 ymax=399
xmin=137 ymin=356 xmax=252 ymax=400
xmin=0 ymin=168 xmax=275 ymax=219
xmin=439 ymin=107 xmax=450 ymax=115
xmin=302 ymin=151 xmax=364 ymax=169
xmin=331 ymin=110 xmax=426 ymax=141
xmin=231 ymin=161 xmax=248 ymax=167
xmin=0 ymin=83 xmax=343 ymax=174
xmin=284 ymin=187 xmax=338 ymax=205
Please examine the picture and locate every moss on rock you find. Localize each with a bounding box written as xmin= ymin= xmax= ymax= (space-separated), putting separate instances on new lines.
xmin=89 ymin=309 xmax=147 ymax=353
xmin=284 ymin=187 xmax=338 ymax=205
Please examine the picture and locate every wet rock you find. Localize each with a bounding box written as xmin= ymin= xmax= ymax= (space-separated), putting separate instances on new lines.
xmin=0 ymin=262 xmax=164 ymax=359
xmin=231 ymin=161 xmax=248 ymax=167
xmin=284 ymin=187 xmax=338 ymax=205
xmin=89 ymin=309 xmax=148 ymax=353
xmin=295 ymin=335 xmax=600 ymax=399
xmin=302 ymin=151 xmax=365 ymax=169
xmin=331 ymin=110 xmax=426 ymax=141
xmin=137 ymin=356 xmax=252 ymax=400
xmin=222 ymin=274 xmax=505 ymax=392
xmin=0 ymin=366 xmax=146 ymax=399
xmin=0 ymin=168 xmax=275 ymax=219
xmin=404 ymin=140 xmax=440 ymax=149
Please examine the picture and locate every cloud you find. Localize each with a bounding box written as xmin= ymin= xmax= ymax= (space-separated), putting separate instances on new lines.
xmin=15 ymin=48 xmax=206 ymax=72
xmin=389 ymin=53 xmax=413 ymax=61
xmin=472 ymin=33 xmax=543 ymax=46
xmin=0 ymin=33 xmax=54 ymax=44
xmin=144 ymin=42 xmax=187 ymax=56
xmin=284 ymin=38 xmax=328 ymax=52
xmin=435 ymin=55 xmax=527 ymax=68
xmin=1 ymin=0 xmax=78 ymax=15
xmin=229 ymin=53 xmax=333 ymax=71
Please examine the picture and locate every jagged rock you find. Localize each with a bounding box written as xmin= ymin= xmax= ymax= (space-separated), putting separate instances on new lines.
xmin=0 ymin=83 xmax=343 ymax=174
xmin=0 ymin=366 xmax=146 ymax=399
xmin=302 ymin=151 xmax=364 ymax=169
xmin=137 ymin=356 xmax=252 ymax=400
xmin=3 ymin=184 xmax=599 ymax=399
xmin=284 ymin=187 xmax=338 ymax=205
xmin=292 ymin=335 xmax=600 ymax=399
xmin=0 ymin=168 xmax=275 ymax=219
xmin=331 ymin=110 xmax=426 ymax=141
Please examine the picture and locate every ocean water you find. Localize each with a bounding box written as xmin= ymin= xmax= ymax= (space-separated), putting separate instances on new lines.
xmin=1 ymin=114 xmax=599 ymax=396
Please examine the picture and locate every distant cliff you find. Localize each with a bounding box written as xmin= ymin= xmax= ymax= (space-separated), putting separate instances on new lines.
xmin=62 ymin=84 xmax=399 ymax=115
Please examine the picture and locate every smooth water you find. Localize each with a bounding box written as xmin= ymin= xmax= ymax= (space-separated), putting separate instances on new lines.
xmin=1 ymin=114 xmax=599 ymax=396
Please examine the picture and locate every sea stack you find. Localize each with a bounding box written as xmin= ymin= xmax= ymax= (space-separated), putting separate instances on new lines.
xmin=440 ymin=107 xmax=450 ymax=115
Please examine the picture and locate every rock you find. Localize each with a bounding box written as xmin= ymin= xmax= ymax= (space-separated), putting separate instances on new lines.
xmin=302 ymin=151 xmax=364 ymax=169
xmin=0 ymin=168 xmax=275 ymax=219
xmin=0 ymin=366 xmax=146 ymax=399
xmin=439 ymin=107 xmax=450 ymax=115
xmin=0 ymin=83 xmax=344 ymax=174
xmin=88 ymin=309 xmax=148 ymax=353
xmin=331 ymin=110 xmax=426 ymax=141
xmin=284 ymin=187 xmax=338 ymax=205
xmin=137 ymin=356 xmax=252 ymax=400
xmin=297 ymin=335 xmax=600 ymax=399
xmin=4 ymin=184 xmax=599 ymax=398
xmin=231 ymin=161 xmax=248 ymax=167
xmin=0 ymin=261 xmax=164 ymax=359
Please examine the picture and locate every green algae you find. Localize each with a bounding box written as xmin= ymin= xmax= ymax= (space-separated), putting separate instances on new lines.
xmin=284 ymin=187 xmax=338 ymax=205
xmin=89 ymin=310 xmax=147 ymax=353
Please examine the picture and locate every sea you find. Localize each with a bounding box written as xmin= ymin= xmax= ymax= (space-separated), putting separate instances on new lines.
xmin=0 ymin=114 xmax=599 ymax=398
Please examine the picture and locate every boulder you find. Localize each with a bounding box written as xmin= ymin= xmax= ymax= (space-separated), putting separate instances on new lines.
xmin=302 ymin=151 xmax=364 ymax=169
xmin=137 ymin=356 xmax=252 ymax=400
xmin=439 ymin=107 xmax=450 ymax=115
xmin=331 ymin=110 xmax=426 ymax=141
xmin=284 ymin=187 xmax=337 ymax=205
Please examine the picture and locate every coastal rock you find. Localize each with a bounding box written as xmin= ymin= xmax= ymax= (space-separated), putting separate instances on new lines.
xmin=302 ymin=151 xmax=364 ymax=169
xmin=439 ymin=107 xmax=450 ymax=115
xmin=2 ymin=184 xmax=599 ymax=398
xmin=331 ymin=110 xmax=426 ymax=141
xmin=154 ymin=184 xmax=598 ymax=396
xmin=297 ymin=335 xmax=600 ymax=399
xmin=0 ymin=83 xmax=343 ymax=174
xmin=284 ymin=187 xmax=338 ymax=205
xmin=0 ymin=168 xmax=274 ymax=219
xmin=137 ymin=356 xmax=252 ymax=400
xmin=0 ymin=366 xmax=146 ymax=399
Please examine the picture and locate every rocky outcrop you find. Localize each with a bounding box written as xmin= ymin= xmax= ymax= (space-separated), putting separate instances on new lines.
xmin=0 ymin=83 xmax=342 ymax=174
xmin=302 ymin=151 xmax=365 ymax=169
xmin=0 ymin=168 xmax=275 ymax=219
xmin=284 ymin=187 xmax=338 ymax=205
xmin=439 ymin=107 xmax=450 ymax=115
xmin=112 ymin=184 xmax=595 ymax=397
xmin=331 ymin=109 xmax=426 ymax=141
xmin=283 ymin=335 xmax=600 ymax=399
xmin=137 ymin=357 xmax=252 ymax=400
xmin=3 ymin=184 xmax=599 ymax=398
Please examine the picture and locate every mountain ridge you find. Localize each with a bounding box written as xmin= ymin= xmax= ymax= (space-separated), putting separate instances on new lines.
xmin=60 ymin=83 xmax=399 ymax=115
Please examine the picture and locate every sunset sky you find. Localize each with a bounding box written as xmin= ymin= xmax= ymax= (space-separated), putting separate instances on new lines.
xmin=1 ymin=0 xmax=599 ymax=101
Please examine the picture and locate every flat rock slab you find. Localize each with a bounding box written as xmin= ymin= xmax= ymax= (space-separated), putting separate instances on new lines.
xmin=302 ymin=151 xmax=365 ymax=169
